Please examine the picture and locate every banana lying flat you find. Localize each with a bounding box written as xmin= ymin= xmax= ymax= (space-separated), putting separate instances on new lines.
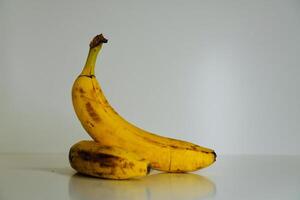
xmin=69 ymin=141 xmax=150 ymax=179
xmin=71 ymin=34 xmax=216 ymax=173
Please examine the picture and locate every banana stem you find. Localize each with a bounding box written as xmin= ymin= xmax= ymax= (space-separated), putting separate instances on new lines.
xmin=81 ymin=34 xmax=108 ymax=76
xmin=81 ymin=47 xmax=101 ymax=76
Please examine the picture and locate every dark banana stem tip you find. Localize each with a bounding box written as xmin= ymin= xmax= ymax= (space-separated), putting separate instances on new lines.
xmin=90 ymin=34 xmax=108 ymax=48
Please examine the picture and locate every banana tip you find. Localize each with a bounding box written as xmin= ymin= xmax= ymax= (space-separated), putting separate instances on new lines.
xmin=90 ymin=34 xmax=108 ymax=48
xmin=213 ymin=151 xmax=217 ymax=162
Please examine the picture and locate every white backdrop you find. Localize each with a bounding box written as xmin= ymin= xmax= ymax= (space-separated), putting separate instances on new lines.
xmin=1 ymin=0 xmax=300 ymax=155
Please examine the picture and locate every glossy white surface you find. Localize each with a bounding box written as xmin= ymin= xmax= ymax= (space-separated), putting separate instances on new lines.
xmin=0 ymin=154 xmax=299 ymax=200
xmin=2 ymin=0 xmax=300 ymax=155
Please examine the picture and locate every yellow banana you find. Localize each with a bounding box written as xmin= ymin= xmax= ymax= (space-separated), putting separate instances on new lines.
xmin=72 ymin=34 xmax=216 ymax=172
xmin=69 ymin=140 xmax=150 ymax=179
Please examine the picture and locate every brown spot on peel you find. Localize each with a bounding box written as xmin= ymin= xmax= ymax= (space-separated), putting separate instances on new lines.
xmin=79 ymin=88 xmax=85 ymax=94
xmin=123 ymin=162 xmax=128 ymax=168
xmin=86 ymin=121 xmax=95 ymax=128
xmin=85 ymin=102 xmax=101 ymax=122
xmin=128 ymin=162 xmax=134 ymax=168
xmin=99 ymin=162 xmax=115 ymax=168
xmin=78 ymin=151 xmax=92 ymax=161
xmin=96 ymin=153 xmax=118 ymax=160
xmin=77 ymin=151 xmax=124 ymax=168
xmin=112 ymin=109 xmax=119 ymax=115
xmin=170 ymin=145 xmax=179 ymax=149
xmin=100 ymin=146 xmax=113 ymax=150
xmin=139 ymin=136 xmax=168 ymax=148
xmin=190 ymin=145 xmax=198 ymax=151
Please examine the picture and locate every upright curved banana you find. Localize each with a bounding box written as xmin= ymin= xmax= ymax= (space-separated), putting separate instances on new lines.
xmin=69 ymin=140 xmax=150 ymax=179
xmin=72 ymin=34 xmax=216 ymax=172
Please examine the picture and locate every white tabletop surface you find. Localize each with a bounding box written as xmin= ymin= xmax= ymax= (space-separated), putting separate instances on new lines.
xmin=0 ymin=154 xmax=299 ymax=200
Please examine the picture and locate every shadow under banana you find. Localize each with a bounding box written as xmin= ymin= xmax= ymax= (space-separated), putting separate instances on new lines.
xmin=69 ymin=172 xmax=216 ymax=200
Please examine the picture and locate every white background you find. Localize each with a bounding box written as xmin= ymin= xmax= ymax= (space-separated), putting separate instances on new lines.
xmin=1 ymin=0 xmax=299 ymax=155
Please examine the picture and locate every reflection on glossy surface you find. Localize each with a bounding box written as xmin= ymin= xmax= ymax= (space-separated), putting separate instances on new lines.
xmin=3 ymin=155 xmax=300 ymax=200
xmin=69 ymin=172 xmax=216 ymax=200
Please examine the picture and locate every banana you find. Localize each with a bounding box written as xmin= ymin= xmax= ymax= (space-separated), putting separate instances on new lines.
xmin=72 ymin=34 xmax=216 ymax=172
xmin=69 ymin=140 xmax=150 ymax=179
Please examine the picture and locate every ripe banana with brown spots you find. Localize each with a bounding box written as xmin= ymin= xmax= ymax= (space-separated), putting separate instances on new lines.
xmin=71 ymin=34 xmax=216 ymax=173
xmin=69 ymin=141 xmax=150 ymax=179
